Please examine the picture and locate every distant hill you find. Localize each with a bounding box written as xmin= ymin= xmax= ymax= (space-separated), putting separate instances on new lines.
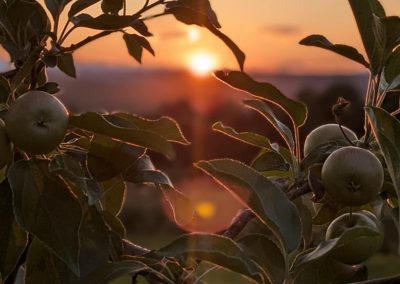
xmin=51 ymin=65 xmax=368 ymax=115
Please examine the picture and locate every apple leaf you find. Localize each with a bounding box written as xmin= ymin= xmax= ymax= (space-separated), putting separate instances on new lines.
xmin=384 ymin=47 xmax=400 ymax=86
xmin=0 ymin=181 xmax=28 ymax=281
xmin=7 ymin=160 xmax=82 ymax=275
xmin=122 ymin=33 xmax=154 ymax=64
xmin=57 ymin=53 xmax=76 ymax=78
xmin=101 ymin=0 xmax=123 ymax=15
xmin=212 ymin=121 xmax=272 ymax=149
xmin=74 ymin=14 xmax=137 ymax=30
xmin=156 ymin=233 xmax=265 ymax=283
xmin=243 ymin=99 xmax=294 ymax=150
xmin=366 ymin=107 xmax=400 ymax=199
xmin=348 ymin=0 xmax=386 ymax=74
xmin=215 ymin=71 xmax=307 ymax=127
xmin=68 ymin=0 xmax=101 ymax=19
xmin=105 ymin=112 xmax=190 ymax=145
xmin=299 ymin=34 xmax=369 ymax=68
xmin=69 ymin=112 xmax=175 ymax=159
xmin=237 ymin=234 xmax=286 ymax=284
xmin=194 ymin=159 xmax=302 ymax=253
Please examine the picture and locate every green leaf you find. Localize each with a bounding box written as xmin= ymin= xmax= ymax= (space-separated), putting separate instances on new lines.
xmin=100 ymin=176 xmax=126 ymax=216
xmin=36 ymin=82 xmax=60 ymax=94
xmin=215 ymin=71 xmax=307 ymax=127
xmin=57 ymin=53 xmax=77 ymax=78
xmin=26 ymin=239 xmax=79 ymax=284
xmin=195 ymin=159 xmax=302 ymax=253
xmin=101 ymin=0 xmax=123 ymax=15
xmin=78 ymin=206 xmax=110 ymax=276
xmin=212 ymin=121 xmax=272 ymax=149
xmin=68 ymin=0 xmax=101 ymax=19
xmin=348 ymin=0 xmax=386 ymax=74
xmin=373 ymin=16 xmax=400 ymax=56
xmin=237 ymin=234 xmax=286 ymax=284
xmin=251 ymin=150 xmax=289 ymax=173
xmin=244 ymin=99 xmax=294 ymax=150
xmin=0 ymin=181 xmax=28 ymax=281
xmin=7 ymin=160 xmax=83 ymax=275
xmin=366 ymin=107 xmax=400 ymax=199
xmin=384 ymin=47 xmax=400 ymax=86
xmin=292 ymin=226 xmax=381 ymax=270
xmin=122 ymin=154 xmax=194 ymax=225
xmin=75 ymin=14 xmax=137 ymax=30
xmin=69 ymin=112 xmax=175 ymax=159
xmin=122 ymin=33 xmax=155 ymax=64
xmin=157 ymin=233 xmax=264 ymax=282
xmin=86 ymin=134 xmax=145 ymax=181
xmin=10 ymin=52 xmax=39 ymax=91
xmin=299 ymin=34 xmax=369 ymax=68
xmin=105 ymin=113 xmax=190 ymax=145
xmin=76 ymin=260 xmax=172 ymax=284
xmin=292 ymin=258 xmax=367 ymax=284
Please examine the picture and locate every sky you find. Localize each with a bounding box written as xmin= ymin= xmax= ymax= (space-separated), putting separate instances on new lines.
xmin=1 ymin=0 xmax=400 ymax=75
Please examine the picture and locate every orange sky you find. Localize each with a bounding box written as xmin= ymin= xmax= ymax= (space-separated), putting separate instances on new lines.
xmin=2 ymin=0 xmax=400 ymax=74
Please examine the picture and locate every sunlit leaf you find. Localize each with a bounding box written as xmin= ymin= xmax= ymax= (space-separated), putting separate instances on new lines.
xmin=100 ymin=176 xmax=126 ymax=216
xmin=237 ymin=234 xmax=286 ymax=284
xmin=366 ymin=107 xmax=400 ymax=199
xmin=105 ymin=112 xmax=190 ymax=145
xmin=212 ymin=121 xmax=272 ymax=149
xmin=215 ymin=71 xmax=307 ymax=127
xmin=299 ymin=34 xmax=369 ymax=68
xmin=244 ymin=99 xmax=294 ymax=150
xmin=0 ymin=182 xmax=28 ymax=281
xmin=69 ymin=112 xmax=175 ymax=158
xmin=157 ymin=233 xmax=264 ymax=282
xmin=348 ymin=0 xmax=386 ymax=74
xmin=195 ymin=159 xmax=302 ymax=253
xmin=7 ymin=160 xmax=82 ymax=275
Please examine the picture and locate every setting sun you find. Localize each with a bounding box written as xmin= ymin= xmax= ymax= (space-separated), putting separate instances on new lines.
xmin=187 ymin=52 xmax=217 ymax=76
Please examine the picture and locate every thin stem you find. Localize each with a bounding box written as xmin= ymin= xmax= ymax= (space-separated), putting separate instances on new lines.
xmin=363 ymin=74 xmax=374 ymax=143
xmin=391 ymin=108 xmax=400 ymax=116
xmin=123 ymin=0 xmax=127 ymax=15
xmin=141 ymin=12 xmax=166 ymax=21
xmin=59 ymin=26 xmax=77 ymax=45
xmin=294 ymin=126 xmax=301 ymax=177
xmin=137 ymin=0 xmax=164 ymax=15
xmin=58 ymin=19 xmax=71 ymax=44
xmin=54 ymin=15 xmax=60 ymax=39
xmin=61 ymin=30 xmax=117 ymax=53
xmin=286 ymin=183 xmax=311 ymax=200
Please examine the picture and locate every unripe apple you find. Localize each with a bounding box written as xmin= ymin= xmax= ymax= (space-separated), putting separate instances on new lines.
xmin=5 ymin=91 xmax=69 ymax=154
xmin=304 ymin=124 xmax=357 ymax=157
xmin=321 ymin=146 xmax=383 ymax=206
xmin=326 ymin=212 xmax=384 ymax=264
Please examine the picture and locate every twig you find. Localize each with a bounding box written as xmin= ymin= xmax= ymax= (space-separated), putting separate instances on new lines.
xmin=61 ymin=30 xmax=117 ymax=53
xmin=217 ymin=208 xmax=256 ymax=238
xmin=286 ymin=183 xmax=312 ymax=200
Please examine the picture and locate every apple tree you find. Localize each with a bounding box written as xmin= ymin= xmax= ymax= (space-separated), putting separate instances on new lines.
xmin=1 ymin=0 xmax=400 ymax=283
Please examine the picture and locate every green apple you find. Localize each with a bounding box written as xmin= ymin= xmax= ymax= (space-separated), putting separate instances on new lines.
xmin=304 ymin=124 xmax=357 ymax=157
xmin=321 ymin=146 xmax=383 ymax=206
xmin=5 ymin=91 xmax=69 ymax=154
xmin=0 ymin=119 xmax=12 ymax=167
xmin=326 ymin=212 xmax=384 ymax=264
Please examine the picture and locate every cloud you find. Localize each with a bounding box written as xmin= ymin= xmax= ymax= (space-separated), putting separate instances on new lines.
xmin=158 ymin=30 xmax=187 ymax=40
xmin=259 ymin=25 xmax=300 ymax=36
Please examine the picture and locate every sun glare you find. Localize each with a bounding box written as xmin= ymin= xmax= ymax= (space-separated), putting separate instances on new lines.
xmin=187 ymin=27 xmax=200 ymax=42
xmin=195 ymin=201 xmax=216 ymax=219
xmin=187 ymin=52 xmax=217 ymax=76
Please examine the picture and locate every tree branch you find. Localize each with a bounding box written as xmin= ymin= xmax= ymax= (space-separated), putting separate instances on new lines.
xmin=61 ymin=30 xmax=117 ymax=53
